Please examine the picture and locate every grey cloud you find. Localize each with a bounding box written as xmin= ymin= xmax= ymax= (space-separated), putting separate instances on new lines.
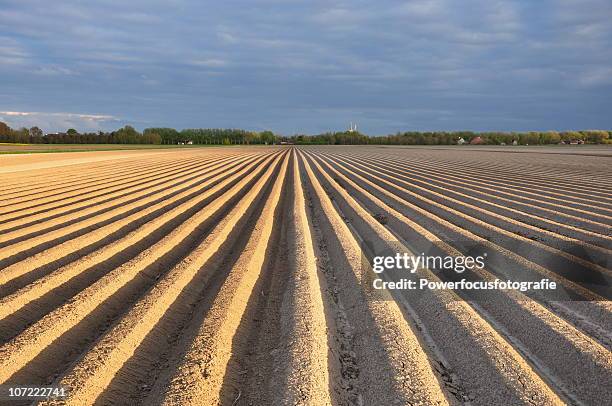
xmin=0 ymin=0 xmax=610 ymax=134
xmin=0 ymin=111 xmax=119 ymax=133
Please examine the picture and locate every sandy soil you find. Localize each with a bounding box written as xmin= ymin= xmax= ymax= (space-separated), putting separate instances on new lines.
xmin=0 ymin=146 xmax=609 ymax=405
xmin=0 ymin=150 xmax=178 ymax=174
xmin=0 ymin=144 xmax=184 ymax=153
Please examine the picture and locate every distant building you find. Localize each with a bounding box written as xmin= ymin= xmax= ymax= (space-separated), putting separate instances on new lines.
xmin=348 ymin=122 xmax=357 ymax=133
xmin=470 ymin=136 xmax=484 ymax=145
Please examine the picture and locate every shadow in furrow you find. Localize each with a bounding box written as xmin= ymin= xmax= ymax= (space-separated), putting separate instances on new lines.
xmin=0 ymin=160 xmax=274 ymax=390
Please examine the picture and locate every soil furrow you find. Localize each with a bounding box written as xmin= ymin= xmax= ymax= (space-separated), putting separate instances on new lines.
xmin=301 ymin=150 xmax=565 ymax=405
xmin=0 ymin=154 xmax=266 ymax=268
xmin=0 ymin=152 xmax=280 ymax=385
xmin=40 ymin=151 xmax=286 ymax=405
xmin=305 ymin=151 xmax=612 ymax=405
xmin=0 ymin=146 xmax=607 ymax=406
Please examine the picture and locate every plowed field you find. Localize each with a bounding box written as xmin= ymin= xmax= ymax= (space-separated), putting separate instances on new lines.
xmin=0 ymin=146 xmax=610 ymax=406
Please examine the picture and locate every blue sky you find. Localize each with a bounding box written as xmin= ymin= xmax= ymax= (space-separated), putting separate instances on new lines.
xmin=1 ymin=0 xmax=611 ymax=134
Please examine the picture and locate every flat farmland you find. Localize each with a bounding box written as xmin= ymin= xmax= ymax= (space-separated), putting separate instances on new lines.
xmin=0 ymin=146 xmax=610 ymax=405
xmin=0 ymin=144 xmax=202 ymax=155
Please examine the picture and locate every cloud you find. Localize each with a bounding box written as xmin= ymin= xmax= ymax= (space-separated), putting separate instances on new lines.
xmin=0 ymin=111 xmax=119 ymax=133
xmin=0 ymin=37 xmax=29 ymax=65
xmin=190 ymin=58 xmax=228 ymax=68
xmin=0 ymin=0 xmax=610 ymax=134
xmin=577 ymin=67 xmax=612 ymax=87
xmin=32 ymin=66 xmax=77 ymax=76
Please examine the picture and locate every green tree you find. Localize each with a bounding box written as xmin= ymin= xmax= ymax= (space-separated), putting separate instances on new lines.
xmin=144 ymin=128 xmax=178 ymax=144
xmin=260 ymin=130 xmax=276 ymax=145
xmin=539 ymin=131 xmax=560 ymax=144
xmin=561 ymin=131 xmax=583 ymax=142
xmin=0 ymin=121 xmax=12 ymax=142
xmin=29 ymin=126 xmax=43 ymax=138
xmin=583 ymin=130 xmax=608 ymax=144
xmin=112 ymin=125 xmax=142 ymax=144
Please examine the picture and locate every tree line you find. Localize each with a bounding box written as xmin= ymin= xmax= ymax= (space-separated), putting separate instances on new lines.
xmin=0 ymin=123 xmax=161 ymax=144
xmin=1 ymin=121 xmax=610 ymax=145
xmin=287 ymin=130 xmax=611 ymax=145
xmin=142 ymin=128 xmax=276 ymax=145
